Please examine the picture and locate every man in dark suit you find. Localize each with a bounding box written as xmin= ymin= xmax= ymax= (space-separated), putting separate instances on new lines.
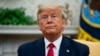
xmin=17 ymin=2 xmax=89 ymax=56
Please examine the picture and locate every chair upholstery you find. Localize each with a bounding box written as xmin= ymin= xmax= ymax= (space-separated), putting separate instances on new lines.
xmin=74 ymin=39 xmax=100 ymax=56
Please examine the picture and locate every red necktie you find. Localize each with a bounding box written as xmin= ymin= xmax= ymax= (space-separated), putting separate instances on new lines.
xmin=47 ymin=43 xmax=55 ymax=56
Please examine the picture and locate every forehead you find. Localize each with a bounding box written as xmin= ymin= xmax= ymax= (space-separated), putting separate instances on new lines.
xmin=38 ymin=8 xmax=62 ymax=15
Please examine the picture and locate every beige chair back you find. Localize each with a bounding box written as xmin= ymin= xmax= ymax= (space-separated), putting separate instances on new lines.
xmin=74 ymin=39 xmax=100 ymax=56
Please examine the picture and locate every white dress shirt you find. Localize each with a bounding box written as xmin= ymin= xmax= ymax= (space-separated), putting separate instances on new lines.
xmin=44 ymin=35 xmax=63 ymax=56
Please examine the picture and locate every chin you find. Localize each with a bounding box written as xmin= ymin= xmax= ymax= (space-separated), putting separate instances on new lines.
xmin=46 ymin=30 xmax=56 ymax=34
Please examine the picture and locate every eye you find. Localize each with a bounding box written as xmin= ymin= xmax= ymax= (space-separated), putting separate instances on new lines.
xmin=51 ymin=15 xmax=57 ymax=18
xmin=41 ymin=15 xmax=48 ymax=19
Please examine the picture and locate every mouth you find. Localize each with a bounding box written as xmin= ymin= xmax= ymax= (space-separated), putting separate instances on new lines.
xmin=46 ymin=26 xmax=55 ymax=29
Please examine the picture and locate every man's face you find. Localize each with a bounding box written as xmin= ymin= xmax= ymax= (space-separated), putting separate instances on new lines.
xmin=38 ymin=8 xmax=65 ymax=35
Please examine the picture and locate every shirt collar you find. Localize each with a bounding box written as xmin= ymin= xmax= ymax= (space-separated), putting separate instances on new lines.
xmin=44 ymin=35 xmax=63 ymax=49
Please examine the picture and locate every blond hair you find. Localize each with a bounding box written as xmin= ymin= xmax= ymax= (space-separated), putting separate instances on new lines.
xmin=37 ymin=3 xmax=72 ymax=24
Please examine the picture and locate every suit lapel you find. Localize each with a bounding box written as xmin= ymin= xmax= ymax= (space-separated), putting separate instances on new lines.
xmin=59 ymin=36 xmax=73 ymax=56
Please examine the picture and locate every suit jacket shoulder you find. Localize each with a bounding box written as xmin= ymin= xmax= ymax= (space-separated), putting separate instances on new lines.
xmin=60 ymin=36 xmax=89 ymax=56
xmin=17 ymin=38 xmax=45 ymax=56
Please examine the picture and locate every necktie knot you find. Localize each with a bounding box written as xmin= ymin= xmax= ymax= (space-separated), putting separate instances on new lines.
xmin=48 ymin=43 xmax=55 ymax=48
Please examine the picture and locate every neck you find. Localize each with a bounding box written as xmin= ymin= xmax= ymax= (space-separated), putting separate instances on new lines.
xmin=44 ymin=33 xmax=62 ymax=42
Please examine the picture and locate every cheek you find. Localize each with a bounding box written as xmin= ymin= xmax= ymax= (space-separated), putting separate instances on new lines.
xmin=57 ymin=19 xmax=64 ymax=25
xmin=56 ymin=20 xmax=65 ymax=29
xmin=38 ymin=21 xmax=46 ymax=30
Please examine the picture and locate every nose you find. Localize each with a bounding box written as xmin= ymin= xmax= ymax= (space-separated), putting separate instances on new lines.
xmin=47 ymin=16 xmax=53 ymax=23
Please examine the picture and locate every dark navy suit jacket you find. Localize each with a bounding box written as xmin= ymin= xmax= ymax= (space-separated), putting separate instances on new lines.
xmin=17 ymin=36 xmax=89 ymax=56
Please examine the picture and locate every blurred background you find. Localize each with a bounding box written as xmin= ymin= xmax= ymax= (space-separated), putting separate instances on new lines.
xmin=0 ymin=0 xmax=100 ymax=56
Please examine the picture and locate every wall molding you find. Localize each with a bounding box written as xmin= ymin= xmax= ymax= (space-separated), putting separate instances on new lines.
xmin=0 ymin=25 xmax=78 ymax=35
